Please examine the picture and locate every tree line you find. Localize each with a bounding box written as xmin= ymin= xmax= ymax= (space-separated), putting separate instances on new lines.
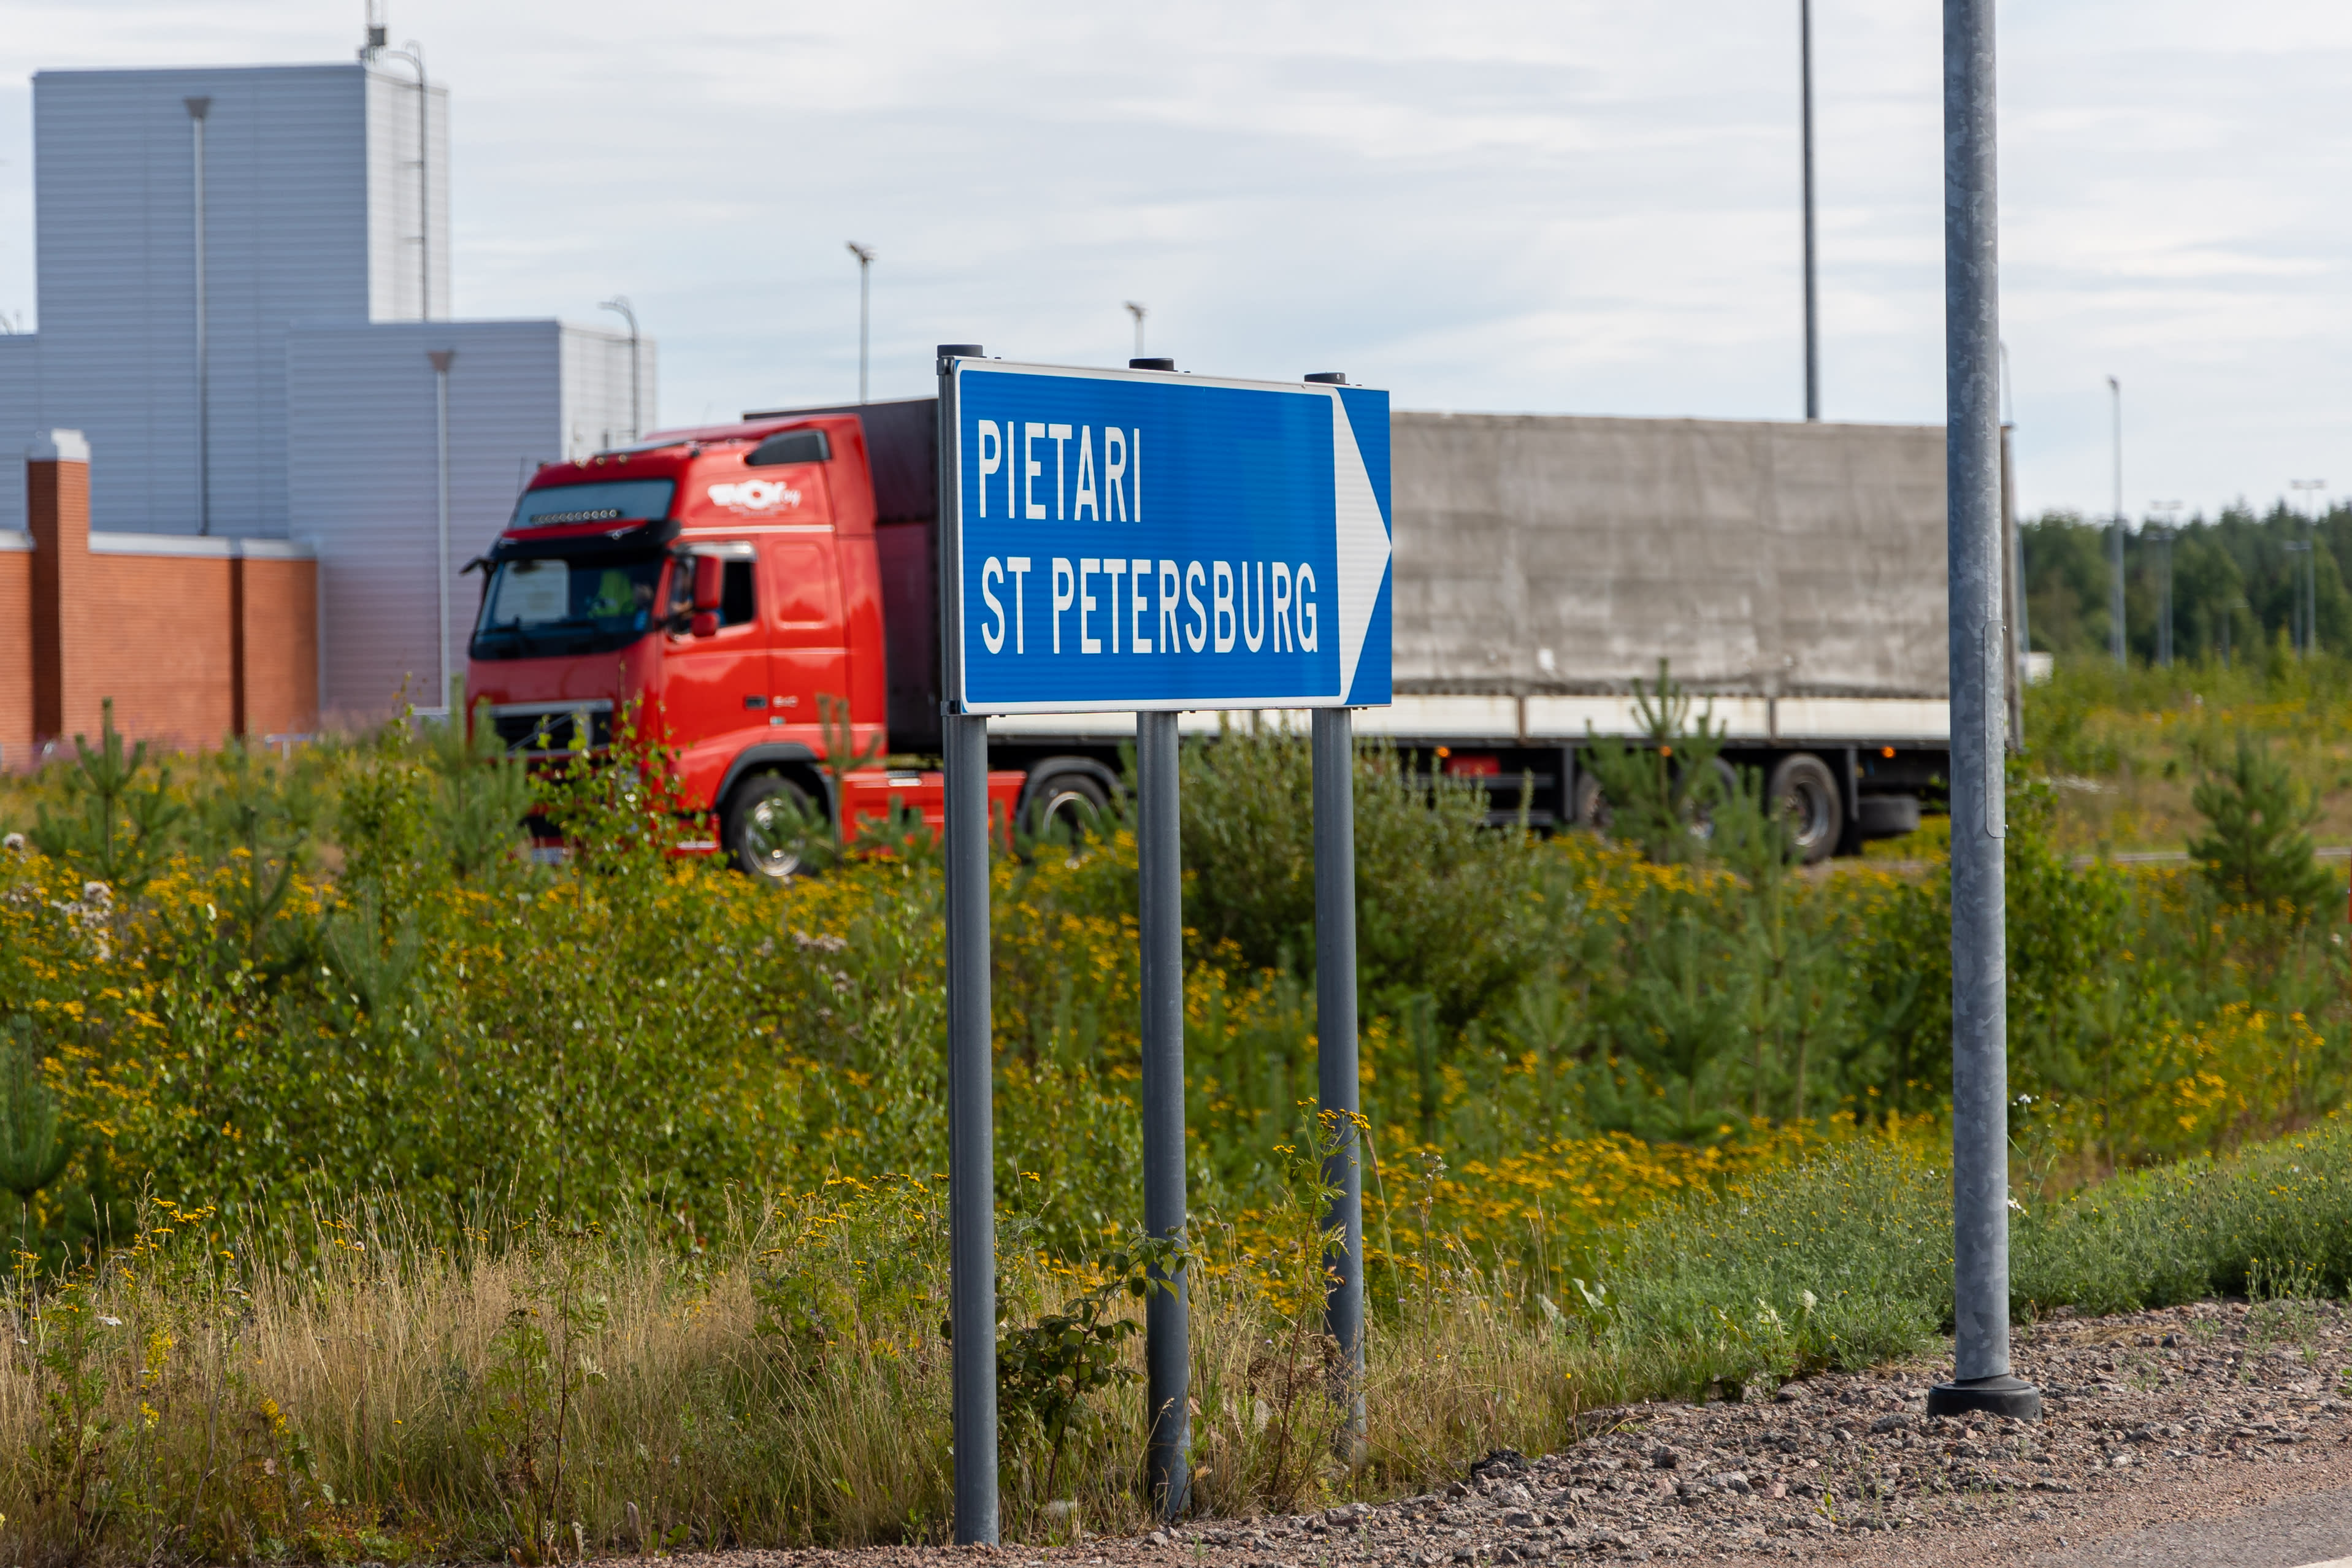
xmin=2023 ymin=500 xmax=2352 ymax=665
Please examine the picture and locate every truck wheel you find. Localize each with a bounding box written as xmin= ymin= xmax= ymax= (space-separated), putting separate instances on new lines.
xmin=1686 ymin=756 xmax=1741 ymax=839
xmin=1571 ymin=772 xmax=1612 ymax=833
xmin=726 ymin=771 xmax=822 ymax=884
xmin=1025 ymin=770 xmax=1111 ymax=846
xmin=1766 ymin=752 xmax=1842 ymax=865
xmin=1856 ymin=794 xmax=1921 ymax=839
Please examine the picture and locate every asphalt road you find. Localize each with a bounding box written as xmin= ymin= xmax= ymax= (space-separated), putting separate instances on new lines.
xmin=2021 ymin=1487 xmax=2352 ymax=1568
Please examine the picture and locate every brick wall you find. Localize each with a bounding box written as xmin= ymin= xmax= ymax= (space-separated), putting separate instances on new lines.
xmin=237 ymin=556 xmax=320 ymax=739
xmin=77 ymin=549 xmax=237 ymax=752
xmin=0 ymin=538 xmax=29 ymax=767
xmin=17 ymin=431 xmax=318 ymax=764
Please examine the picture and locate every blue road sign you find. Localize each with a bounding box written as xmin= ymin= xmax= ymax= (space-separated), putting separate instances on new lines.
xmin=945 ymin=359 xmax=1392 ymax=714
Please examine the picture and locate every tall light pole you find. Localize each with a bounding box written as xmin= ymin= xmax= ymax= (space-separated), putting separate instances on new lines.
xmin=186 ymin=95 xmax=212 ymax=536
xmin=847 ymin=243 xmax=876 ymax=403
xmin=599 ymin=296 xmax=640 ymax=442
xmin=377 ymin=43 xmax=432 ymax=320
xmin=2148 ymin=501 xmax=2181 ymax=668
xmin=1929 ymin=0 xmax=2039 ymax=1425
xmin=1125 ymin=301 xmax=1149 ymax=361
xmin=1998 ymin=339 xmax=2024 ymax=745
xmin=2291 ymin=480 xmax=2325 ymax=659
xmin=429 ymin=349 xmax=456 ymax=711
xmin=1801 ymin=0 xmax=1819 ymax=421
xmin=2107 ymin=375 xmax=2125 ymax=666
xmin=2284 ymin=540 xmax=2313 ymax=658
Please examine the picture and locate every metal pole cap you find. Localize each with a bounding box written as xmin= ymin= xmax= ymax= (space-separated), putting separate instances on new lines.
xmin=1926 ymin=1374 xmax=2041 ymax=1421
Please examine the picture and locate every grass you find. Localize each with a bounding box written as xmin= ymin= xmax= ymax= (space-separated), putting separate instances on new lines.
xmin=2025 ymin=652 xmax=2352 ymax=854
xmin=5 ymin=676 xmax=2352 ymax=1560
xmin=15 ymin=1115 xmax=2352 ymax=1562
xmin=0 ymin=1180 xmax=1585 ymax=1562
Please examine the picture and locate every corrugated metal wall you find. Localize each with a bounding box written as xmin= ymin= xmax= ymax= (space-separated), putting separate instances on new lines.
xmin=6 ymin=58 xmax=657 ymax=721
xmin=288 ymin=319 xmax=564 ymax=718
xmin=30 ymin=66 xmax=373 ymax=538
xmin=0 ymin=335 xmax=40 ymax=533
xmin=364 ymin=71 xmax=451 ymax=322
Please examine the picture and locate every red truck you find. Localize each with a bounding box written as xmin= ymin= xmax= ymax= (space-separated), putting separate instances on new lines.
xmin=469 ymin=393 xmax=1954 ymax=877
xmin=465 ymin=400 xmax=1068 ymax=880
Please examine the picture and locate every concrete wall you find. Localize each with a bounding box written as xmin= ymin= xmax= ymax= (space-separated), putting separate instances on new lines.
xmin=363 ymin=71 xmax=452 ymax=323
xmin=1390 ymin=412 xmax=1948 ymax=700
xmin=561 ymin=323 xmax=657 ymax=459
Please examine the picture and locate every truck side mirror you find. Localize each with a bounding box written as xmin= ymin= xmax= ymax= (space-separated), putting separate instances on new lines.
xmin=692 ymin=555 xmax=726 ymax=611
xmin=689 ymin=556 xmax=725 ymax=637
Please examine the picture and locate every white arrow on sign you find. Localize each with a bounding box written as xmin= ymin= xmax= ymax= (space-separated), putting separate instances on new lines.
xmin=1328 ymin=392 xmax=1392 ymax=703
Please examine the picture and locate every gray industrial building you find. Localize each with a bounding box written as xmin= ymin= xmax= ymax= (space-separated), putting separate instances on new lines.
xmin=0 ymin=57 xmax=652 ymax=717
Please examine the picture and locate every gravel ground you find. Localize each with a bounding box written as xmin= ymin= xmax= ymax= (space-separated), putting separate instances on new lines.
xmin=656 ymin=1298 xmax=2352 ymax=1568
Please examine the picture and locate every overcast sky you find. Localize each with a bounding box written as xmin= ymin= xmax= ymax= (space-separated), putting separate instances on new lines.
xmin=3 ymin=0 xmax=2349 ymax=524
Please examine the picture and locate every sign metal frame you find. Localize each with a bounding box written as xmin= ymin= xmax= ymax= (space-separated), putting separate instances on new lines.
xmin=941 ymin=356 xmax=1392 ymax=716
xmin=935 ymin=347 xmax=1384 ymax=1541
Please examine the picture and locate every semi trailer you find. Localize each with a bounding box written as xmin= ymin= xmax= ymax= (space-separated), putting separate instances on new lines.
xmin=464 ymin=388 xmax=1960 ymax=878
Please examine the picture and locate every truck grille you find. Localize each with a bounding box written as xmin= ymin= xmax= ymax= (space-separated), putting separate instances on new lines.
xmin=489 ymin=703 xmax=613 ymax=754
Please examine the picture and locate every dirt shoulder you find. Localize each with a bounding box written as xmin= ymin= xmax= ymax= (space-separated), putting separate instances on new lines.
xmin=657 ymin=1298 xmax=2352 ymax=1568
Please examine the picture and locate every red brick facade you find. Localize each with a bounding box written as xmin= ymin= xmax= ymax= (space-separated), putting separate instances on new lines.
xmin=7 ymin=435 xmax=318 ymax=767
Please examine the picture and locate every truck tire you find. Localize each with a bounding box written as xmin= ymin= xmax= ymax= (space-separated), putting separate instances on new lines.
xmin=1766 ymin=752 xmax=1843 ymax=865
xmin=725 ymin=771 xmax=822 ymax=884
xmin=1024 ymin=769 xmax=1111 ymax=846
xmin=1571 ymin=771 xmax=1612 ymax=833
xmin=1856 ymin=794 xmax=1921 ymax=839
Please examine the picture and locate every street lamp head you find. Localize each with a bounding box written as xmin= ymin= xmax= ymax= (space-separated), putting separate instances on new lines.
xmin=848 ymin=242 xmax=876 ymax=266
xmin=1125 ymin=301 xmax=1147 ymax=322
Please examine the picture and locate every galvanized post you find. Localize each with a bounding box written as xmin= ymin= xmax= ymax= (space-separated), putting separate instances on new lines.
xmin=1137 ymin=708 xmax=1190 ymax=1518
xmin=1801 ymin=0 xmax=1819 ymax=423
xmin=1312 ymin=705 xmax=1366 ymax=1445
xmin=938 ymin=344 xmax=1003 ymax=1539
xmin=1929 ymin=1 xmax=2039 ymax=1423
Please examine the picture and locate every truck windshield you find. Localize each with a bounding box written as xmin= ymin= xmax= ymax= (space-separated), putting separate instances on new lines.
xmin=470 ymin=554 xmax=665 ymax=661
xmin=510 ymin=478 xmax=675 ymax=529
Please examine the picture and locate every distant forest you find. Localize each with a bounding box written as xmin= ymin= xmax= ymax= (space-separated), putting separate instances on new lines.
xmin=2023 ymin=502 xmax=2351 ymax=664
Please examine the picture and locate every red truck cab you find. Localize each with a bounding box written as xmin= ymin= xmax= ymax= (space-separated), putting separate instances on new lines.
xmin=464 ymin=412 xmax=1021 ymax=877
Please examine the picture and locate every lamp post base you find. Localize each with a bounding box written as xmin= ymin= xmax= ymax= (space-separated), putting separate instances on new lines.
xmin=1926 ymin=1374 xmax=2041 ymax=1421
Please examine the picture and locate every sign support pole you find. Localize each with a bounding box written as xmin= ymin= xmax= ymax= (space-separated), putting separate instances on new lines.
xmin=1312 ymin=705 xmax=1366 ymax=1445
xmin=1928 ymin=6 xmax=2037 ymax=1423
xmin=938 ymin=345 xmax=1003 ymax=1541
xmin=1137 ymin=708 xmax=1190 ymax=1517
xmin=942 ymin=346 xmax=1392 ymax=1497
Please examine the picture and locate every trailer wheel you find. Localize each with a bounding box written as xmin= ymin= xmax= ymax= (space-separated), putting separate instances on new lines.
xmin=726 ymin=771 xmax=822 ymax=884
xmin=1766 ymin=752 xmax=1842 ymax=865
xmin=1686 ymin=757 xmax=1741 ymax=841
xmin=1024 ymin=769 xmax=1111 ymax=847
xmin=1571 ymin=771 xmax=1612 ymax=833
